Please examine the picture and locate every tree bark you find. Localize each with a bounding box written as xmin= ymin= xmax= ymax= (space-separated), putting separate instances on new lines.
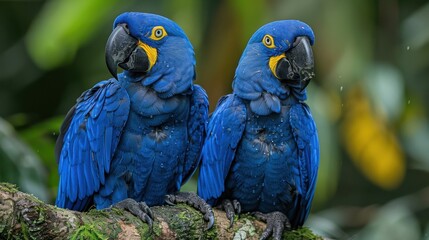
xmin=0 ymin=182 xmax=322 ymax=239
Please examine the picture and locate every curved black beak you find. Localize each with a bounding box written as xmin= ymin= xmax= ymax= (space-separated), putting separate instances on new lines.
xmin=105 ymin=24 xmax=149 ymax=79
xmin=275 ymin=36 xmax=315 ymax=91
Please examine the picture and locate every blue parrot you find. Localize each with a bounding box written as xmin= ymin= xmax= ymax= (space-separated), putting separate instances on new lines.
xmin=197 ymin=20 xmax=319 ymax=239
xmin=55 ymin=12 xmax=213 ymax=228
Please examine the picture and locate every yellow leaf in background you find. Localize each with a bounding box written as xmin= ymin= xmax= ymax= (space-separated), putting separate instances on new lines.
xmin=341 ymin=86 xmax=404 ymax=189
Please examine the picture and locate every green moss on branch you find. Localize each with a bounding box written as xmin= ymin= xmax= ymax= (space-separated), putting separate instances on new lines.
xmin=0 ymin=182 xmax=323 ymax=239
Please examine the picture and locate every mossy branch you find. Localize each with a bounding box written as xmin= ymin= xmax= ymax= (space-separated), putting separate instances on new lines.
xmin=0 ymin=183 xmax=323 ymax=239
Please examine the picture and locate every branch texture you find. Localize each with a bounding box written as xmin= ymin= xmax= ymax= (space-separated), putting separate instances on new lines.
xmin=0 ymin=183 xmax=322 ymax=239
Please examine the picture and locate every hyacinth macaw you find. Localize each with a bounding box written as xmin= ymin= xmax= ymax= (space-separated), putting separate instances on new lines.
xmin=197 ymin=20 xmax=319 ymax=239
xmin=55 ymin=12 xmax=213 ymax=228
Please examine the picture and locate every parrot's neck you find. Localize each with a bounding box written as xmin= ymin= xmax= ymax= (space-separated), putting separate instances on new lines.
xmin=281 ymin=91 xmax=306 ymax=105
xmin=118 ymin=69 xmax=193 ymax=99
xmin=233 ymin=73 xmax=307 ymax=116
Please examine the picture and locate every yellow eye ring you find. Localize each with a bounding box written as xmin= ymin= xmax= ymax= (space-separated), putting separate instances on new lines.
xmin=263 ymin=34 xmax=275 ymax=48
xmin=150 ymin=26 xmax=167 ymax=40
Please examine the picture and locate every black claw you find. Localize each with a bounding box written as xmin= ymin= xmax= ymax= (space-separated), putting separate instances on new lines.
xmin=228 ymin=217 xmax=234 ymax=228
xmin=139 ymin=201 xmax=154 ymax=220
xmin=260 ymin=227 xmax=273 ymax=240
xmin=112 ymin=198 xmax=154 ymax=231
xmin=233 ymin=199 xmax=241 ymax=215
xmin=206 ymin=214 xmax=215 ymax=230
xmin=253 ymin=211 xmax=290 ymax=240
xmin=222 ymin=199 xmax=235 ymax=228
xmin=222 ymin=199 xmax=242 ymax=228
xmin=252 ymin=211 xmax=267 ymax=221
xmin=166 ymin=192 xmax=215 ymax=230
xmin=164 ymin=194 xmax=176 ymax=206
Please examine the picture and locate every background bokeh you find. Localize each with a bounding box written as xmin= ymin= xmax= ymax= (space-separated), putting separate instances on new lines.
xmin=0 ymin=0 xmax=428 ymax=239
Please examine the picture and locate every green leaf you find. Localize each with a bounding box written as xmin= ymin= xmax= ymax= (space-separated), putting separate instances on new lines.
xmin=0 ymin=117 xmax=48 ymax=202
xmin=18 ymin=116 xmax=64 ymax=203
xmin=230 ymin=0 xmax=268 ymax=43
xmin=25 ymin=0 xmax=118 ymax=69
xmin=364 ymin=63 xmax=404 ymax=120
xmin=356 ymin=203 xmax=421 ymax=240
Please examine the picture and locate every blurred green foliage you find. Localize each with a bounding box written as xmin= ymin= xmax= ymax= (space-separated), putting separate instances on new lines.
xmin=0 ymin=0 xmax=428 ymax=239
xmin=26 ymin=0 xmax=118 ymax=69
xmin=0 ymin=117 xmax=48 ymax=202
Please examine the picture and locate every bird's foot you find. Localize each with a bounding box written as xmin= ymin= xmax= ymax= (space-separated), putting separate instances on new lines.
xmin=165 ymin=192 xmax=214 ymax=230
xmin=222 ymin=199 xmax=241 ymax=228
xmin=111 ymin=198 xmax=154 ymax=231
xmin=253 ymin=211 xmax=291 ymax=240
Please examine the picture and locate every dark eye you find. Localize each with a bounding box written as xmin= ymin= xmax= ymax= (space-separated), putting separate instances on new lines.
xmin=151 ymin=26 xmax=167 ymax=40
xmin=265 ymin=36 xmax=271 ymax=45
xmin=263 ymin=34 xmax=274 ymax=48
xmin=155 ymin=29 xmax=163 ymax=38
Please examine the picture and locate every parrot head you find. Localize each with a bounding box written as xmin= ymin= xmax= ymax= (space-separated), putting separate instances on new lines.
xmin=105 ymin=12 xmax=195 ymax=96
xmin=233 ymin=20 xmax=315 ymax=115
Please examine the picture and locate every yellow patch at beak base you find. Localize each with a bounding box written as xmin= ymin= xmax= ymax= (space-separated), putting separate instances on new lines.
xmin=138 ymin=41 xmax=157 ymax=71
xmin=269 ymin=53 xmax=286 ymax=79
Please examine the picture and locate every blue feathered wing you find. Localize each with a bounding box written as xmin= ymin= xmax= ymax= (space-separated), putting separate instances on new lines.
xmin=288 ymin=103 xmax=319 ymax=226
xmin=55 ymin=79 xmax=130 ymax=211
xmin=179 ymin=85 xmax=209 ymax=187
xmin=197 ymin=94 xmax=247 ymax=203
